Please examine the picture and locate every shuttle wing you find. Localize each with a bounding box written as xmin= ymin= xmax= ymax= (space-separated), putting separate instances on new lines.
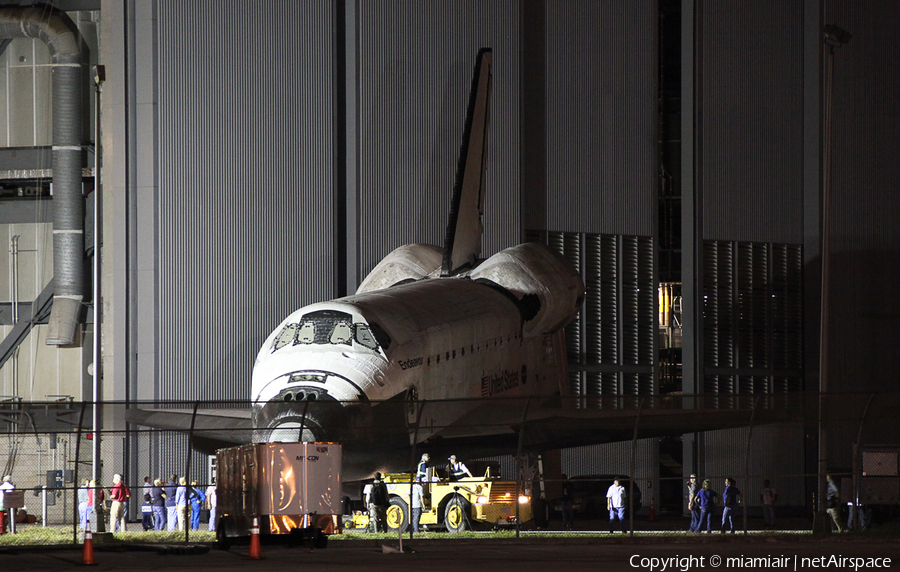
xmin=442 ymin=48 xmax=492 ymax=276
xmin=124 ymin=407 xmax=253 ymax=454
xmin=417 ymin=394 xmax=804 ymax=455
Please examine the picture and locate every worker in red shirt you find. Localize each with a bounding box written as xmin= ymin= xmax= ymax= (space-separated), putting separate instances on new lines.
xmin=109 ymin=474 xmax=130 ymax=533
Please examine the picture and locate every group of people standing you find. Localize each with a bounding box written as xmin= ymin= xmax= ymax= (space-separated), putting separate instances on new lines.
xmin=142 ymin=474 xmax=216 ymax=532
xmin=686 ymin=474 xmax=751 ymax=533
xmin=76 ymin=475 xmax=127 ymax=532
xmin=76 ymin=473 xmax=216 ymax=533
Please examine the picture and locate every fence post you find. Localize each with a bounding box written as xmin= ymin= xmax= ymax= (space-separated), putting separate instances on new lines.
xmin=184 ymin=400 xmax=200 ymax=542
xmin=743 ymin=395 xmax=759 ymax=534
xmin=73 ymin=402 xmax=86 ymax=544
xmin=408 ymin=400 xmax=427 ymax=541
xmin=42 ymin=485 xmax=48 ymax=527
xmin=851 ymin=393 xmax=876 ymax=531
xmin=515 ymin=397 xmax=532 ymax=539
xmin=629 ymin=396 xmax=645 ymax=538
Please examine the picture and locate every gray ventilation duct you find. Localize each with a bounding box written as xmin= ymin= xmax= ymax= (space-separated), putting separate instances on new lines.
xmin=0 ymin=7 xmax=84 ymax=345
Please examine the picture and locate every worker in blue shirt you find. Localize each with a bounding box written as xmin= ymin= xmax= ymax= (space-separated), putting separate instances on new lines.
xmin=720 ymin=478 xmax=741 ymax=533
xmin=189 ymin=480 xmax=206 ymax=530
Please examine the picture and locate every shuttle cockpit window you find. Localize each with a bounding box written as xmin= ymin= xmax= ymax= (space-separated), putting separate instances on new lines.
xmin=271 ymin=310 xmax=390 ymax=353
xmin=354 ymin=324 xmax=379 ymax=350
xmin=297 ymin=321 xmax=316 ymax=343
xmin=272 ymin=323 xmax=298 ymax=351
xmin=330 ymin=321 xmax=352 ymax=344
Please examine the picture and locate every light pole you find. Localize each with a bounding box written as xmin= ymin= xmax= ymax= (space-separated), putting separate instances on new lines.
xmin=817 ymin=23 xmax=850 ymax=524
xmin=90 ymin=64 xmax=105 ymax=491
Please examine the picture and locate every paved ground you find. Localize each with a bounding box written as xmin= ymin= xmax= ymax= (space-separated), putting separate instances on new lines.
xmin=2 ymin=533 xmax=899 ymax=572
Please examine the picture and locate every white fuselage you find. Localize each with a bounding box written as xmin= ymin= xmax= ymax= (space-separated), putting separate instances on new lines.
xmin=251 ymin=277 xmax=567 ymax=444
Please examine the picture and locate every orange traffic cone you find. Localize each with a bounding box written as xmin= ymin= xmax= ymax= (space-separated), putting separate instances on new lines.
xmin=248 ymin=516 xmax=262 ymax=559
xmin=82 ymin=519 xmax=96 ymax=565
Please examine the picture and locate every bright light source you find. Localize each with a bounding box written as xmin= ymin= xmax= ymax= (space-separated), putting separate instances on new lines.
xmin=518 ymin=495 xmax=529 ymax=504
xmin=476 ymin=495 xmax=488 ymax=505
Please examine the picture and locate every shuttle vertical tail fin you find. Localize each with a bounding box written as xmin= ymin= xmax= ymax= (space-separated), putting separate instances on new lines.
xmin=442 ymin=48 xmax=492 ymax=276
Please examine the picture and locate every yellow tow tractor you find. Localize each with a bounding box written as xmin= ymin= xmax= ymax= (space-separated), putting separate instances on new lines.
xmin=347 ymin=467 xmax=533 ymax=533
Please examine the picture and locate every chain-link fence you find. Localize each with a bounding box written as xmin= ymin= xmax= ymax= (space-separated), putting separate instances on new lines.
xmin=0 ymin=390 xmax=897 ymax=543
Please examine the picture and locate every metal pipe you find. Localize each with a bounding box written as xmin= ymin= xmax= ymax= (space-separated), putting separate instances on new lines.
xmin=0 ymin=7 xmax=85 ymax=346
xmin=10 ymin=236 xmax=19 ymax=325
xmin=10 ymin=235 xmax=19 ymax=397
xmin=817 ymin=37 xmax=836 ymax=518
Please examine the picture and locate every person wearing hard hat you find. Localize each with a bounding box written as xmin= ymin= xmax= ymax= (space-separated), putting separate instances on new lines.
xmin=686 ymin=474 xmax=700 ymax=532
xmin=446 ymin=455 xmax=473 ymax=481
xmin=416 ymin=453 xmax=430 ymax=482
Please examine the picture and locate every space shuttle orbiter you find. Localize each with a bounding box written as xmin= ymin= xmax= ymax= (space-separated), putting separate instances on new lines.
xmin=248 ymin=49 xmax=585 ymax=476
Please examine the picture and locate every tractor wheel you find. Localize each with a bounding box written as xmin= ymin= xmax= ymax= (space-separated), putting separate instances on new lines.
xmin=444 ymin=496 xmax=470 ymax=533
xmin=386 ymin=496 xmax=410 ymax=533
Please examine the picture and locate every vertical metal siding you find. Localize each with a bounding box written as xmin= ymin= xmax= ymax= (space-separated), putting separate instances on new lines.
xmin=561 ymin=439 xmax=659 ymax=488
xmin=701 ymin=241 xmax=802 ymax=396
xmin=547 ymin=231 xmax=656 ymax=399
xmin=545 ymin=0 xmax=657 ymax=236
xmin=702 ymin=423 xmax=804 ymax=507
xmin=823 ymin=0 xmax=900 ymax=396
xmin=700 ymin=1 xmax=804 ymax=243
xmin=355 ymin=1 xmax=520 ymax=279
xmin=154 ymin=1 xmax=334 ymax=400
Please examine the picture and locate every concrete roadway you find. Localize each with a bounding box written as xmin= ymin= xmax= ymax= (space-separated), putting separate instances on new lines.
xmin=2 ymin=534 xmax=900 ymax=572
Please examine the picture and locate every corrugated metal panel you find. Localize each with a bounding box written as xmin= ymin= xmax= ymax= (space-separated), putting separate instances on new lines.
xmin=701 ymin=241 xmax=802 ymax=395
xmin=827 ymin=1 xmax=900 ymax=254
xmin=544 ymin=231 xmax=655 ymax=398
xmin=561 ymin=439 xmax=659 ymax=490
xmin=545 ymin=0 xmax=657 ymax=236
xmin=700 ymin=1 xmax=803 ymax=243
xmin=702 ymin=423 xmax=804 ymax=507
xmin=154 ymin=1 xmax=335 ymax=400
xmin=822 ymin=1 xmax=900 ymax=396
xmin=356 ymin=1 xmax=520 ymax=280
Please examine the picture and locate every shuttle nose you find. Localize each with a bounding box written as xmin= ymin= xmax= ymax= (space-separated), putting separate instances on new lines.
xmin=267 ymin=421 xmax=319 ymax=443
xmin=253 ymin=386 xmax=348 ymax=443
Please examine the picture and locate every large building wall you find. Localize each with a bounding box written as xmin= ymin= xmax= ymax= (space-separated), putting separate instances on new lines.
xmin=133 ymin=0 xmax=660 ymax=405
xmin=699 ymin=2 xmax=805 ymax=244
xmin=682 ymin=0 xmax=810 ymax=481
xmin=817 ymin=1 xmax=900 ymax=463
xmin=355 ymin=1 xmax=522 ymax=277
xmin=823 ymin=1 xmax=900 ymax=395
xmin=685 ymin=0 xmax=900 ymax=473
xmin=545 ymin=0 xmax=657 ymax=237
xmin=686 ymin=2 xmax=807 ymax=395
xmin=143 ymin=1 xmax=337 ymax=402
